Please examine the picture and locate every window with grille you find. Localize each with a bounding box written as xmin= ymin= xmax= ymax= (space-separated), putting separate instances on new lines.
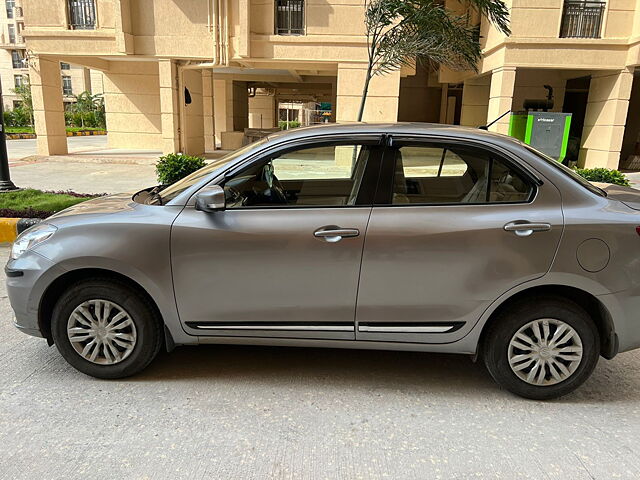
xmin=62 ymin=76 xmax=73 ymax=95
xmin=60 ymin=62 xmax=71 ymax=70
xmin=7 ymin=24 xmax=15 ymax=43
xmin=560 ymin=1 xmax=606 ymax=38
xmin=68 ymin=0 xmax=96 ymax=29
xmin=13 ymin=74 xmax=24 ymax=88
xmin=275 ymin=0 xmax=304 ymax=35
xmin=5 ymin=0 xmax=14 ymax=19
xmin=11 ymin=49 xmax=24 ymax=68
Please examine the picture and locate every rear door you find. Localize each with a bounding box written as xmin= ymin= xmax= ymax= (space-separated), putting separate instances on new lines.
xmin=355 ymin=137 xmax=563 ymax=344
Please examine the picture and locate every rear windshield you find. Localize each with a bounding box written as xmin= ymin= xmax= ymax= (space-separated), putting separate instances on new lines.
xmin=523 ymin=145 xmax=606 ymax=197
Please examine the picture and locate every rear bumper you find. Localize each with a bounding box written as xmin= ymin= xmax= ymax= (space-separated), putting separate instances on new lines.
xmin=598 ymin=288 xmax=640 ymax=354
xmin=5 ymin=250 xmax=66 ymax=338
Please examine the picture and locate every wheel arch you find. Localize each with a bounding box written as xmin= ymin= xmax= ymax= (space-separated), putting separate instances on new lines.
xmin=478 ymin=284 xmax=617 ymax=359
xmin=38 ymin=268 xmax=168 ymax=347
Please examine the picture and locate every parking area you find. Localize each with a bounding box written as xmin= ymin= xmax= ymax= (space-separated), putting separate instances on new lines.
xmin=0 ymin=244 xmax=639 ymax=479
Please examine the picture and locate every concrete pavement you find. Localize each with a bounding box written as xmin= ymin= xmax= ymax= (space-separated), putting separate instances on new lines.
xmin=627 ymin=171 xmax=640 ymax=189
xmin=8 ymin=159 xmax=157 ymax=194
xmin=6 ymin=135 xmax=110 ymax=161
xmin=0 ymin=244 xmax=639 ymax=479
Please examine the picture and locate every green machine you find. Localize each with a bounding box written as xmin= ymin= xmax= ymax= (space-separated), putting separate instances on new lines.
xmin=509 ymin=111 xmax=572 ymax=162
xmin=506 ymin=85 xmax=572 ymax=162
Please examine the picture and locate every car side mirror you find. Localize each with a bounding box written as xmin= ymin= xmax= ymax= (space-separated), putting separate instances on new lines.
xmin=195 ymin=185 xmax=226 ymax=212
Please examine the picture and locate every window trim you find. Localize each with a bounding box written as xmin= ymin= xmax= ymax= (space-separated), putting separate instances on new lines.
xmin=219 ymin=136 xmax=384 ymax=210
xmin=275 ymin=0 xmax=305 ymax=36
xmin=374 ymin=137 xmax=538 ymax=208
xmin=62 ymin=75 xmax=73 ymax=95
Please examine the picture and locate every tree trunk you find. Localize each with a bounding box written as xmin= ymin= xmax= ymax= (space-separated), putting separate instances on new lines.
xmin=357 ymin=64 xmax=374 ymax=122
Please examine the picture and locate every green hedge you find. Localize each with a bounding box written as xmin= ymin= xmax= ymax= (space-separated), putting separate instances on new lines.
xmin=279 ymin=120 xmax=301 ymax=130
xmin=156 ymin=153 xmax=206 ymax=185
xmin=3 ymin=109 xmax=32 ymax=128
xmin=574 ymin=168 xmax=630 ymax=187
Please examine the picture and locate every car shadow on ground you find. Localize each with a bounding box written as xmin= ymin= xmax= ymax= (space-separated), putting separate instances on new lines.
xmin=131 ymin=344 xmax=639 ymax=403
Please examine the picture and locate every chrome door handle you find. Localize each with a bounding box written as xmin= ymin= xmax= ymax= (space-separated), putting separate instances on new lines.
xmin=314 ymin=226 xmax=360 ymax=243
xmin=504 ymin=221 xmax=551 ymax=237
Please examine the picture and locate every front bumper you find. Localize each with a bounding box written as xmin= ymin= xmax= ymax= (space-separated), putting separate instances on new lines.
xmin=6 ymin=250 xmax=66 ymax=338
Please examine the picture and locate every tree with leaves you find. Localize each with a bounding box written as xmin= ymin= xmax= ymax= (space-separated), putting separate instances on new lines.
xmin=11 ymin=77 xmax=34 ymax=126
xmin=70 ymin=91 xmax=105 ymax=128
xmin=358 ymin=0 xmax=511 ymax=121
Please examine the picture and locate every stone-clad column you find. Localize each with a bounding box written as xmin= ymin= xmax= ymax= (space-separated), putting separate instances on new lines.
xmin=30 ymin=56 xmax=68 ymax=155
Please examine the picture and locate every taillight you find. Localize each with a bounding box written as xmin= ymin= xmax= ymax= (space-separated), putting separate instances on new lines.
xmin=637 ymin=226 xmax=640 ymax=236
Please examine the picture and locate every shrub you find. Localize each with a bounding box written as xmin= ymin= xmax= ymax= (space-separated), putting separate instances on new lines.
xmin=279 ymin=120 xmax=301 ymax=130
xmin=156 ymin=153 xmax=206 ymax=185
xmin=4 ymin=108 xmax=31 ymax=127
xmin=574 ymin=168 xmax=630 ymax=187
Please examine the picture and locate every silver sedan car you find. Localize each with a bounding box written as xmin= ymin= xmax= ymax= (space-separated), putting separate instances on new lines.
xmin=6 ymin=124 xmax=640 ymax=399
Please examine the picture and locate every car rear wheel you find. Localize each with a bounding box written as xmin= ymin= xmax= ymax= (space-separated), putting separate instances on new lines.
xmin=483 ymin=296 xmax=599 ymax=400
xmin=51 ymin=278 xmax=163 ymax=379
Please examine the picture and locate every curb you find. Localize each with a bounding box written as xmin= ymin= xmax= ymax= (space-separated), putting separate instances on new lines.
xmin=0 ymin=218 xmax=41 ymax=243
xmin=6 ymin=131 xmax=107 ymax=140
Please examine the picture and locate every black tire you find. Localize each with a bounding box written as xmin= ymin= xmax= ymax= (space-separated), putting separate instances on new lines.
xmin=51 ymin=278 xmax=163 ymax=379
xmin=483 ymin=296 xmax=599 ymax=400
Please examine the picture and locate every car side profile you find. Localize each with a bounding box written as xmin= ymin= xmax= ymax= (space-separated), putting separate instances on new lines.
xmin=6 ymin=123 xmax=640 ymax=400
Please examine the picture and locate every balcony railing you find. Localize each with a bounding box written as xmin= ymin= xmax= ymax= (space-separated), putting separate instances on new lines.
xmin=68 ymin=0 xmax=96 ymax=30
xmin=560 ymin=1 xmax=606 ymax=38
xmin=275 ymin=0 xmax=304 ymax=35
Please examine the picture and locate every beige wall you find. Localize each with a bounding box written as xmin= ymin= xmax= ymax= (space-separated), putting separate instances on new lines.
xmin=460 ymin=75 xmax=491 ymax=127
xmin=336 ymin=63 xmax=400 ymax=122
xmin=398 ymin=64 xmax=442 ymax=123
xmin=249 ymin=92 xmax=276 ymax=128
xmin=183 ymin=69 xmax=204 ymax=156
xmin=103 ymin=61 xmax=161 ymax=149
xmin=18 ymin=0 xmax=640 ymax=167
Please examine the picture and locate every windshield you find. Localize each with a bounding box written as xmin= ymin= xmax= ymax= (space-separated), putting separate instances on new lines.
xmin=523 ymin=145 xmax=606 ymax=197
xmin=152 ymin=138 xmax=268 ymax=204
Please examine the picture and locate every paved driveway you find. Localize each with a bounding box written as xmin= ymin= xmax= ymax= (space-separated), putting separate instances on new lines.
xmin=1 ymin=245 xmax=639 ymax=479
xmin=6 ymin=136 xmax=109 ymax=161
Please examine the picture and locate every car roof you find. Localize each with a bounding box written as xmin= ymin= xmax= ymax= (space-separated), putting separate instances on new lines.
xmin=266 ymin=122 xmax=515 ymax=145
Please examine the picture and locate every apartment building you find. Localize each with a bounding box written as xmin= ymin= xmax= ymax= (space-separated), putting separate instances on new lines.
xmin=18 ymin=0 xmax=640 ymax=169
xmin=0 ymin=0 xmax=103 ymax=112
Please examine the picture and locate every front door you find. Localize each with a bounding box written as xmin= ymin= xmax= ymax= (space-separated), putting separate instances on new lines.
xmin=356 ymin=138 xmax=564 ymax=344
xmin=172 ymin=139 xmax=381 ymax=340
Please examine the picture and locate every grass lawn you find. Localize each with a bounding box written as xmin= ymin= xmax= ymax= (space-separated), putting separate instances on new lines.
xmin=0 ymin=189 xmax=95 ymax=218
xmin=6 ymin=127 xmax=35 ymax=134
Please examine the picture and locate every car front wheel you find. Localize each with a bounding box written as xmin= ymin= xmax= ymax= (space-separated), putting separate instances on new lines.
xmin=483 ymin=296 xmax=600 ymax=400
xmin=51 ymin=278 xmax=163 ymax=379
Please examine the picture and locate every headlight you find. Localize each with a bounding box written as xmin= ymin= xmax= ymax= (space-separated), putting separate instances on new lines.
xmin=10 ymin=224 xmax=57 ymax=260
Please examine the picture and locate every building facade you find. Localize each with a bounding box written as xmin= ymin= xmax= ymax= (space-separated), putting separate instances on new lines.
xmin=18 ymin=0 xmax=640 ymax=168
xmin=0 ymin=0 xmax=104 ymax=112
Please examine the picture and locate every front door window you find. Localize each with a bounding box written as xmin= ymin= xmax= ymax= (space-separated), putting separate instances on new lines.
xmin=224 ymin=143 xmax=372 ymax=208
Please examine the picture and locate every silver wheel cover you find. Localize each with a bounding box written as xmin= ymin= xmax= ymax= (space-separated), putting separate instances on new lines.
xmin=507 ymin=318 xmax=583 ymax=386
xmin=67 ymin=299 xmax=137 ymax=365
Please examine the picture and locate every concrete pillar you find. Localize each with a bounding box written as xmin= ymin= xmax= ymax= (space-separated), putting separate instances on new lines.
xmin=232 ymin=81 xmax=249 ymax=131
xmin=330 ymin=81 xmax=337 ymax=123
xmin=82 ymin=67 xmax=92 ymax=93
xmin=213 ymin=78 xmax=233 ymax=146
xmin=336 ymin=63 xmax=400 ymax=122
xmin=183 ymin=69 xmax=204 ymax=156
xmin=249 ymin=92 xmax=276 ymax=128
xmin=202 ymin=70 xmax=215 ymax=152
xmin=460 ymin=75 xmax=490 ymax=127
xmin=579 ymin=68 xmax=634 ymax=169
xmin=487 ymin=66 xmax=516 ymax=134
xmin=159 ymin=59 xmax=180 ymax=154
xmin=30 ymin=56 xmax=68 ymax=155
